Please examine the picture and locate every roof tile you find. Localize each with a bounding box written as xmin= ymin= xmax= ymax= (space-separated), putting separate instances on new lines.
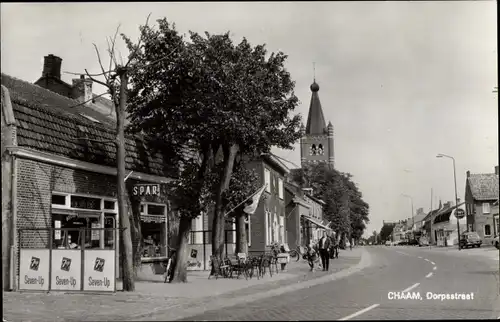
xmin=468 ymin=173 xmax=499 ymax=201
xmin=2 ymin=73 xmax=177 ymax=178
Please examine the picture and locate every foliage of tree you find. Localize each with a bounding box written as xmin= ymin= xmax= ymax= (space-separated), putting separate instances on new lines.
xmin=290 ymin=163 xmax=370 ymax=244
xmin=379 ymin=223 xmax=396 ymax=242
xmin=125 ymin=17 xmax=302 ymax=264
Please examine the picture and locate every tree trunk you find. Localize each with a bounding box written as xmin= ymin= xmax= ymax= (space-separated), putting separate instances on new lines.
xmin=235 ymin=210 xmax=247 ymax=254
xmin=170 ymin=215 xmax=191 ymax=283
xmin=117 ymin=69 xmax=135 ymax=291
xmin=126 ymin=185 xmax=142 ymax=277
xmin=212 ymin=143 xmax=239 ymax=260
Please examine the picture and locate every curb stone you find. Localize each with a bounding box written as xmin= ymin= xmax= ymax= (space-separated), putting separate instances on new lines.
xmin=130 ymin=248 xmax=371 ymax=321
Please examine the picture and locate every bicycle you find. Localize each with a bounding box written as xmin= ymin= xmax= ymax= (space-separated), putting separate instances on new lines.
xmin=289 ymin=245 xmax=306 ymax=262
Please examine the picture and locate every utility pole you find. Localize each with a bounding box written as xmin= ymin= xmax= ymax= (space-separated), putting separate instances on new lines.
xmin=430 ymin=188 xmax=433 ymax=249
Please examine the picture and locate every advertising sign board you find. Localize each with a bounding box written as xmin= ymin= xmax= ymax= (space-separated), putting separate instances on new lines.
xmin=132 ymin=184 xmax=160 ymax=197
xmin=50 ymin=250 xmax=81 ymax=290
xmin=83 ymin=250 xmax=115 ymax=292
xmin=19 ymin=249 xmax=50 ymax=291
xmin=454 ymin=208 xmax=465 ymax=219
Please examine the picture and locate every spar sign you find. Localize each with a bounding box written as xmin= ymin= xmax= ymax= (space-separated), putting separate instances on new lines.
xmin=83 ymin=250 xmax=115 ymax=291
xmin=132 ymin=184 xmax=160 ymax=197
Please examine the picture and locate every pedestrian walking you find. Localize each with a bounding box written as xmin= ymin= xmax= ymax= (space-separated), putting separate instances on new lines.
xmin=318 ymin=231 xmax=331 ymax=271
xmin=305 ymin=242 xmax=318 ymax=271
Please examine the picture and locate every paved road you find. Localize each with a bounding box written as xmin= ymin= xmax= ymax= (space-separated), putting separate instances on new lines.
xmin=179 ymin=246 xmax=500 ymax=320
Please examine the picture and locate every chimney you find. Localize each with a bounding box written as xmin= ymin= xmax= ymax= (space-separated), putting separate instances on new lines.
xmin=466 ymin=170 xmax=470 ymax=178
xmin=495 ymin=166 xmax=499 ymax=175
xmin=42 ymin=54 xmax=62 ymax=79
xmin=71 ymin=75 xmax=93 ymax=105
xmin=302 ymin=188 xmax=313 ymax=196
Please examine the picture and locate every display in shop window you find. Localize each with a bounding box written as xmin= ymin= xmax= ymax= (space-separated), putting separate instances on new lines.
xmin=70 ymin=196 xmax=101 ymax=210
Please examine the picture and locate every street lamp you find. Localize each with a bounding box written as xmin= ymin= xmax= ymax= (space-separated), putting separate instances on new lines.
xmin=401 ymin=194 xmax=414 ymax=241
xmin=436 ymin=153 xmax=461 ymax=250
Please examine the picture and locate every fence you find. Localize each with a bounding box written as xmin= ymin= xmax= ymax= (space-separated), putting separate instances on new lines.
xmin=17 ymin=227 xmax=118 ymax=293
xmin=187 ymin=229 xmax=236 ymax=271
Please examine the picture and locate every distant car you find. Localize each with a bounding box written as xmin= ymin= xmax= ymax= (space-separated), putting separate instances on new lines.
xmin=408 ymin=239 xmax=418 ymax=246
xmin=459 ymin=232 xmax=482 ymax=249
xmin=385 ymin=241 xmax=391 ymax=246
xmin=419 ymin=237 xmax=429 ymax=247
xmin=493 ymin=235 xmax=499 ymax=249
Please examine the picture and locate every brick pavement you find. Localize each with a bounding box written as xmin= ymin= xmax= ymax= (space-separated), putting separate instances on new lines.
xmin=3 ymin=248 xmax=364 ymax=322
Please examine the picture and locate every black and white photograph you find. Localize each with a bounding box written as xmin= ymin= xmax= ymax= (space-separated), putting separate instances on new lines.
xmin=1 ymin=1 xmax=498 ymax=321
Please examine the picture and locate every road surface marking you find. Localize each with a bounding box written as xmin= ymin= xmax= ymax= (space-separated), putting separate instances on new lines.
xmin=424 ymin=258 xmax=430 ymax=262
xmin=418 ymin=256 xmax=423 ymax=259
xmin=339 ymin=304 xmax=380 ymax=321
xmin=430 ymin=261 xmax=435 ymax=265
xmin=433 ymin=266 xmax=437 ymax=270
xmin=402 ymin=283 xmax=420 ymax=293
xmin=395 ymin=251 xmax=409 ymax=256
xmin=426 ymin=272 xmax=433 ymax=278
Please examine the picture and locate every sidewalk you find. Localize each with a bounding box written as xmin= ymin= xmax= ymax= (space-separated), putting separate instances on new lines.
xmin=3 ymin=248 xmax=364 ymax=322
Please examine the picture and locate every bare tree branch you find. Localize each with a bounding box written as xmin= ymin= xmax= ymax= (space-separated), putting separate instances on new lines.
xmin=68 ymin=92 xmax=109 ymax=109
xmin=109 ymin=24 xmax=121 ymax=72
xmin=85 ymin=69 xmax=110 ymax=88
xmin=64 ymin=70 xmax=113 ymax=77
xmin=125 ymin=12 xmax=152 ymax=68
xmin=93 ymin=43 xmax=109 ymax=83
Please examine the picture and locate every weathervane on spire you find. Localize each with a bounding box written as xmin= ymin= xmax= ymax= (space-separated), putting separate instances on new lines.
xmin=313 ymin=62 xmax=316 ymax=81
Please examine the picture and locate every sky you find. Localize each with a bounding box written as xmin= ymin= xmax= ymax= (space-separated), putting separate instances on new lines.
xmin=1 ymin=2 xmax=498 ymax=237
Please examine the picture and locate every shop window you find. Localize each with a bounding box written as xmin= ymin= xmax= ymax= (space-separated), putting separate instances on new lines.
xmin=70 ymin=195 xmax=101 ymax=210
xmin=104 ymin=200 xmax=116 ymax=210
xmin=484 ymin=224 xmax=491 ymax=236
xmin=51 ymin=193 xmax=117 ymax=250
xmin=52 ymin=194 xmax=67 ymax=206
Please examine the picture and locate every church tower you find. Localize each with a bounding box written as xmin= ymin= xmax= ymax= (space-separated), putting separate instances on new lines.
xmin=300 ymin=79 xmax=335 ymax=168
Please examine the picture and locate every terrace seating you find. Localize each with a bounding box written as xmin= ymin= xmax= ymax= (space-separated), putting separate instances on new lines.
xmin=208 ymin=256 xmax=231 ymax=280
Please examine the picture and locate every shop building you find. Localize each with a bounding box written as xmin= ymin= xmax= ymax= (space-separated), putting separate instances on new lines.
xmin=1 ymin=71 xmax=176 ymax=291
xmin=465 ymin=166 xmax=499 ymax=245
xmin=284 ymin=181 xmax=330 ymax=249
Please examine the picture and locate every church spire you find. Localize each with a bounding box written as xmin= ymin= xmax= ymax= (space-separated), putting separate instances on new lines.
xmin=305 ymin=77 xmax=327 ymax=135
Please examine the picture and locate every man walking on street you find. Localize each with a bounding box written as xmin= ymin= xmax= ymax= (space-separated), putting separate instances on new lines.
xmin=318 ymin=231 xmax=331 ymax=271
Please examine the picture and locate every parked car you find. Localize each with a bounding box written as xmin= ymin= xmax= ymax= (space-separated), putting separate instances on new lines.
xmin=385 ymin=241 xmax=392 ymax=246
xmin=408 ymin=239 xmax=419 ymax=246
xmin=459 ymin=232 xmax=482 ymax=249
xmin=493 ymin=235 xmax=499 ymax=249
xmin=418 ymin=237 xmax=429 ymax=247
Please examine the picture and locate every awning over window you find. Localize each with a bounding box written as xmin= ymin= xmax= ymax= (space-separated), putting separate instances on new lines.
xmin=302 ymin=215 xmax=331 ymax=230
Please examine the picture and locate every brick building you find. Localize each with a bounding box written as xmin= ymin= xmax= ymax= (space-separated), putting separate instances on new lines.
xmin=1 ymin=68 xmax=177 ymax=290
xmin=465 ymin=166 xmax=499 ymax=245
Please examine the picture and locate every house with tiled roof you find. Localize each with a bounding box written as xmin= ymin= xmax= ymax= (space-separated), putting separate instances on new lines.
xmin=1 ymin=63 xmax=179 ymax=290
xmin=465 ymin=166 xmax=499 ymax=245
xmin=430 ymin=201 xmax=466 ymax=247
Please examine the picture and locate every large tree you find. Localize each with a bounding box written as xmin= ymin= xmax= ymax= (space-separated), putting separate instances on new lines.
xmin=125 ymin=18 xmax=302 ymax=262
xmin=291 ymin=163 xmax=370 ymax=244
